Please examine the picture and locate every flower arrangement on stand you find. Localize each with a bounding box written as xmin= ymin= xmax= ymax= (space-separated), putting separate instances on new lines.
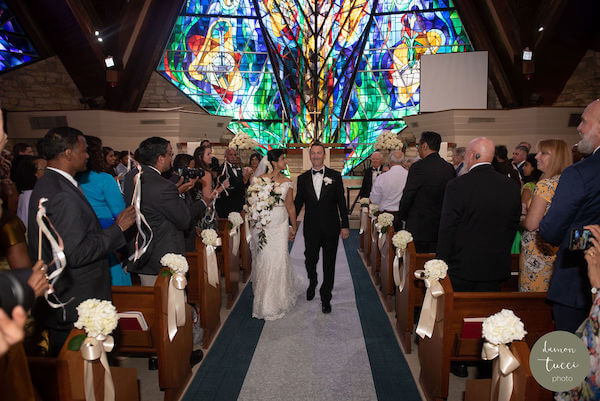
xmin=415 ymin=259 xmax=449 ymax=338
xmin=481 ymin=310 xmax=527 ymax=401
xmin=201 ymin=229 xmax=221 ymax=287
xmin=160 ymin=253 xmax=189 ymax=341
xmin=392 ymin=230 xmax=413 ymax=289
xmin=246 ymin=177 xmax=283 ymax=250
xmin=229 ymin=132 xmax=258 ymax=150
xmin=373 ymin=130 xmax=403 ymax=151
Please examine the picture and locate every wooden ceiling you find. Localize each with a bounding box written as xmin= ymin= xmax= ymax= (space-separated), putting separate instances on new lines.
xmin=5 ymin=0 xmax=600 ymax=111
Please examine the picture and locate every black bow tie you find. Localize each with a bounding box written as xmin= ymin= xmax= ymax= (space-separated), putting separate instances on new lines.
xmin=373 ymin=167 xmax=381 ymax=172
xmin=312 ymin=169 xmax=324 ymax=175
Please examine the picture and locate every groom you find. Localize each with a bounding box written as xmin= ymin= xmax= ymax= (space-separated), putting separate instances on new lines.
xmin=294 ymin=142 xmax=349 ymax=313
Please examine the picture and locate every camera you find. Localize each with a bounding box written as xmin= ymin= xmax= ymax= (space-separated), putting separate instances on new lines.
xmin=569 ymin=228 xmax=593 ymax=251
xmin=177 ymin=167 xmax=205 ymax=180
xmin=0 ymin=269 xmax=35 ymax=315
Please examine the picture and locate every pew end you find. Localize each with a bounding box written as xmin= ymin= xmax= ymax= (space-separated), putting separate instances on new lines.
xmin=369 ymin=220 xmax=381 ymax=285
xmin=240 ymin=212 xmax=252 ymax=283
xmin=218 ymin=218 xmax=241 ymax=308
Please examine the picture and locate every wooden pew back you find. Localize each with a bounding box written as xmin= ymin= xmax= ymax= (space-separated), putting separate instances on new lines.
xmin=217 ymin=218 xmax=241 ymax=308
xmin=239 ymin=212 xmax=252 ymax=283
xmin=369 ymin=220 xmax=381 ymax=283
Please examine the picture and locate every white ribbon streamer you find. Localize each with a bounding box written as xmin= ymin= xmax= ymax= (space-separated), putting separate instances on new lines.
xmin=128 ymin=162 xmax=153 ymax=262
xmin=481 ymin=342 xmax=520 ymax=401
xmin=167 ymin=273 xmax=187 ymax=341
xmin=205 ymin=238 xmax=222 ymax=287
xmin=230 ymin=226 xmax=240 ymax=256
xmin=415 ymin=272 xmax=444 ymax=339
xmin=244 ymin=216 xmax=252 ymax=243
xmin=81 ymin=335 xmax=115 ymax=401
xmin=393 ymin=248 xmax=406 ymax=291
xmin=359 ymin=207 xmax=368 ymax=234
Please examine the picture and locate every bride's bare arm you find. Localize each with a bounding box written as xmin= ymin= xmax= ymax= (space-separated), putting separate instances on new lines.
xmin=285 ymin=186 xmax=297 ymax=239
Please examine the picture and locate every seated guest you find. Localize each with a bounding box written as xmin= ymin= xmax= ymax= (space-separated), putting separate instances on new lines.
xmin=397 ymin=131 xmax=455 ymax=252
xmin=28 ymin=127 xmax=136 ymax=354
xmin=511 ymin=145 xmax=528 ymax=179
xmin=128 ymin=137 xmax=208 ymax=286
xmin=539 ymin=99 xmax=600 ymax=333
xmin=14 ymin=155 xmax=46 ymax=228
xmin=493 ymin=145 xmax=520 ymax=185
xmin=369 ymin=150 xmax=408 ymax=225
xmin=359 ymin=151 xmax=384 ymax=198
xmin=216 ymin=148 xmax=251 ymax=218
xmin=437 ymin=137 xmax=521 ymax=292
xmin=519 ymin=140 xmax=571 ymax=292
xmin=78 ymin=136 xmax=132 ymax=286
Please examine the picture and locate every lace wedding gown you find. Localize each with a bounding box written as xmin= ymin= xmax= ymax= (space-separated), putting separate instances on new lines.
xmin=250 ymin=181 xmax=306 ymax=320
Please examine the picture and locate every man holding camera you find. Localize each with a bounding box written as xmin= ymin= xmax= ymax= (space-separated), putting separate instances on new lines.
xmin=128 ymin=137 xmax=208 ymax=286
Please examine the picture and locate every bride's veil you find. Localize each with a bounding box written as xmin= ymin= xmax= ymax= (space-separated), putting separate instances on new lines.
xmin=253 ymin=155 xmax=271 ymax=177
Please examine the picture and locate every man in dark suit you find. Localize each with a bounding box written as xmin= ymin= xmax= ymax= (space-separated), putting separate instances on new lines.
xmin=128 ymin=137 xmax=208 ymax=286
xmin=216 ymin=147 xmax=251 ymax=218
xmin=294 ymin=142 xmax=349 ymax=313
xmin=396 ymin=131 xmax=455 ymax=253
xmin=358 ymin=151 xmax=384 ymax=198
xmin=28 ymin=127 xmax=136 ymax=354
xmin=540 ymin=99 xmax=600 ymax=332
xmin=437 ymin=137 xmax=521 ymax=292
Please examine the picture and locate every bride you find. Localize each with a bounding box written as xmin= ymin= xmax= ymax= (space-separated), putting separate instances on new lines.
xmin=248 ymin=149 xmax=306 ymax=320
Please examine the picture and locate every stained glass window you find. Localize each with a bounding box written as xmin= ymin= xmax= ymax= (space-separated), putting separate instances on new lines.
xmin=160 ymin=0 xmax=473 ymax=173
xmin=0 ymin=0 xmax=40 ymax=72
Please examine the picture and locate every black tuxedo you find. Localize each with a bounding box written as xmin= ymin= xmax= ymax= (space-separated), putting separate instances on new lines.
xmin=294 ymin=167 xmax=349 ymax=303
xmin=216 ymin=162 xmax=246 ymax=218
xmin=436 ymin=164 xmax=521 ymax=289
xmin=27 ymin=168 xmax=126 ymax=352
xmin=397 ymin=153 xmax=455 ymax=252
xmin=358 ymin=166 xmax=382 ymax=198
xmin=128 ymin=165 xmax=206 ymax=276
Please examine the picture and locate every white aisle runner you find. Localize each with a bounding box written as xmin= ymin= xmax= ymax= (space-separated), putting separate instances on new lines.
xmin=238 ymin=223 xmax=377 ymax=400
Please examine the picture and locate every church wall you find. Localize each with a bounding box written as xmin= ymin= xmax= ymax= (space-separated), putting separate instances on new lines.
xmin=554 ymin=50 xmax=600 ymax=107
xmin=138 ymin=72 xmax=205 ymax=112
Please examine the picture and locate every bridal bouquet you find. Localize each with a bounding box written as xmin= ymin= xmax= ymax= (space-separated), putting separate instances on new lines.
xmin=246 ymin=177 xmax=283 ymax=250
xmin=482 ymin=309 xmax=527 ymax=345
xmin=229 ymin=132 xmax=258 ymax=150
xmin=423 ymin=259 xmax=448 ymax=281
xmin=377 ymin=213 xmax=394 ymax=234
xmin=228 ymin=212 xmax=243 ymax=229
xmin=392 ymin=230 xmax=413 ymax=250
xmin=373 ymin=130 xmax=403 ymax=151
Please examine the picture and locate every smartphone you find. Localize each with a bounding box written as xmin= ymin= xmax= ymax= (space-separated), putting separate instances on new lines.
xmin=569 ymin=228 xmax=593 ymax=251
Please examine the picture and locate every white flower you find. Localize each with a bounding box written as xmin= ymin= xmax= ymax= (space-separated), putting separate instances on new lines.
xmin=201 ymin=228 xmax=219 ymax=247
xmin=74 ymin=299 xmax=118 ymax=338
xmin=423 ymin=259 xmax=448 ymax=281
xmin=323 ymin=177 xmax=333 ymax=185
xmin=374 ymin=130 xmax=403 ymax=150
xmin=359 ymin=197 xmax=370 ymax=207
xmin=228 ymin=212 xmax=243 ymax=228
xmin=482 ymin=309 xmax=527 ymax=345
xmin=377 ymin=212 xmax=394 ymax=228
xmin=392 ymin=230 xmax=413 ymax=250
xmin=160 ymin=253 xmax=189 ymax=274
xmin=369 ymin=203 xmax=379 ymax=215
xmin=229 ymin=133 xmax=258 ymax=150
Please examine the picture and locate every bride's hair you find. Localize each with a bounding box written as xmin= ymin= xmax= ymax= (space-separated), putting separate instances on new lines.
xmin=267 ymin=149 xmax=285 ymax=170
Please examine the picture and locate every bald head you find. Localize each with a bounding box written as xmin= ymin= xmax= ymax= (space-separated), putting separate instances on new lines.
xmin=389 ymin=150 xmax=404 ymax=165
xmin=577 ymin=99 xmax=600 ymax=154
xmin=371 ymin=151 xmax=384 ymax=168
xmin=465 ymin=137 xmax=495 ymax=170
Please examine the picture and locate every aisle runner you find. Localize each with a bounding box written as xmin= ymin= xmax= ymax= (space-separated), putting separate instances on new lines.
xmin=237 ymin=223 xmax=377 ymax=400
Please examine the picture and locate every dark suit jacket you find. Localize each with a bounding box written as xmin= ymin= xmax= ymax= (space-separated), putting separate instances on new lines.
xmin=128 ymin=165 xmax=206 ymax=275
xmin=216 ymin=162 xmax=246 ymax=218
xmin=397 ymin=153 xmax=456 ymax=242
xmin=359 ymin=167 xmax=382 ymax=198
xmin=27 ymin=169 xmax=126 ymax=331
xmin=294 ymin=167 xmax=349 ymax=236
xmin=540 ymin=151 xmax=600 ymax=310
xmin=436 ymin=164 xmax=521 ymax=282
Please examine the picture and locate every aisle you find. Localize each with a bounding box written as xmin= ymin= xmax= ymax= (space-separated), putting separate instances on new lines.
xmin=237 ymin=223 xmax=377 ymax=400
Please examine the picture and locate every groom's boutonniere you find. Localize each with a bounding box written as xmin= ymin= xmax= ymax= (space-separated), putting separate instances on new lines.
xmin=323 ymin=177 xmax=333 ymax=186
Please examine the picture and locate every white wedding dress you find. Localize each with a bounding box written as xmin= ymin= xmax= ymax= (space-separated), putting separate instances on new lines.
xmin=250 ymin=181 xmax=306 ymax=320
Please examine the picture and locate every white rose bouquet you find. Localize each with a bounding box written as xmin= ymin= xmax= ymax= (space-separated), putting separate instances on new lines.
xmin=359 ymin=197 xmax=370 ymax=207
xmin=373 ymin=130 xmax=403 ymax=151
xmin=482 ymin=309 xmax=527 ymax=345
xmin=377 ymin=212 xmax=395 ymax=234
xmin=201 ymin=228 xmax=219 ymax=247
xmin=246 ymin=177 xmax=283 ymax=250
xmin=369 ymin=203 xmax=380 ymax=217
xmin=74 ymin=299 xmax=118 ymax=338
xmin=423 ymin=259 xmax=448 ymax=281
xmin=229 ymin=132 xmax=258 ymax=150
xmin=160 ymin=253 xmax=189 ymax=274
xmin=392 ymin=230 xmax=413 ymax=250
xmin=228 ymin=212 xmax=243 ymax=229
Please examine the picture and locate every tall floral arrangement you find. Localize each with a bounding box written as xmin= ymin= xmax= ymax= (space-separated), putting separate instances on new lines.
xmin=373 ymin=130 xmax=403 ymax=150
xmin=246 ymin=177 xmax=283 ymax=250
xmin=229 ymin=132 xmax=258 ymax=150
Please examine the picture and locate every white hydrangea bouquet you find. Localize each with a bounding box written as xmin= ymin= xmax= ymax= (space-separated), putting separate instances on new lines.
xmin=392 ymin=230 xmax=413 ymax=250
xmin=392 ymin=230 xmax=413 ymax=290
xmin=201 ymin=229 xmax=221 ymax=288
xmin=415 ymin=259 xmax=449 ymax=339
xmin=481 ymin=310 xmax=527 ymax=401
xmin=359 ymin=197 xmax=370 ymax=207
xmin=228 ymin=212 xmax=243 ymax=256
xmin=373 ymin=130 xmax=403 ymax=151
xmin=160 ymin=253 xmax=188 ymax=341
xmin=376 ymin=213 xmax=394 ymax=234
xmin=229 ymin=132 xmax=258 ymax=150
xmin=70 ymin=299 xmax=118 ymax=400
xmin=201 ymin=228 xmax=220 ymax=247
xmin=246 ymin=177 xmax=283 ymax=250
xmin=369 ymin=203 xmax=380 ymax=218
xmin=228 ymin=212 xmax=243 ymax=230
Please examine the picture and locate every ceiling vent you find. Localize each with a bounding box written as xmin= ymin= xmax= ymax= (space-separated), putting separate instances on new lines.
xmin=139 ymin=119 xmax=166 ymax=125
xmin=467 ymin=117 xmax=496 ymax=123
xmin=29 ymin=116 xmax=68 ymax=130
xmin=568 ymin=113 xmax=582 ymax=127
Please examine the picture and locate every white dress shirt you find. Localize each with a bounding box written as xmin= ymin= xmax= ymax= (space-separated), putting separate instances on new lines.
xmin=369 ymin=165 xmax=408 ymax=211
xmin=311 ymin=167 xmax=324 ymax=200
xmin=468 ymin=161 xmax=492 ymax=172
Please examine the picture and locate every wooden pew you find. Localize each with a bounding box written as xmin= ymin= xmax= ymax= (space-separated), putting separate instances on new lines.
xmin=217 ymin=218 xmax=241 ymax=308
xmin=500 ymin=254 xmax=520 ymax=291
xmin=186 ymin=238 xmax=222 ymax=348
xmin=27 ymin=329 xmax=139 ymax=401
xmin=464 ymin=341 xmax=553 ymax=401
xmin=379 ymin=228 xmax=395 ymax=312
xmin=362 ymin=214 xmax=372 ymax=262
xmin=359 ymin=208 xmax=368 ymax=252
xmin=417 ymin=277 xmax=553 ymax=401
xmin=394 ymin=241 xmax=434 ymax=353
xmin=369 ymin=219 xmax=381 ymax=284
xmin=112 ymin=269 xmax=193 ymax=401
xmin=240 ymin=213 xmax=252 ymax=283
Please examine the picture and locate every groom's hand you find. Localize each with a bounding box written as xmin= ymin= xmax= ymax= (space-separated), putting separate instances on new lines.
xmin=340 ymin=228 xmax=349 ymax=240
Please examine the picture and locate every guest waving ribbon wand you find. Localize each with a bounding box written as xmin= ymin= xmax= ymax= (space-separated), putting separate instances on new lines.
xmin=128 ymin=157 xmax=153 ymax=262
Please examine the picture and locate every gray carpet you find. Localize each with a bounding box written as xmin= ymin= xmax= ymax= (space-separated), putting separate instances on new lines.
xmin=237 ymin=223 xmax=378 ymax=400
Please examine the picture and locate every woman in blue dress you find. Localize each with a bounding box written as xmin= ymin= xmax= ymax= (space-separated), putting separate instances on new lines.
xmin=77 ymin=135 xmax=131 ymax=285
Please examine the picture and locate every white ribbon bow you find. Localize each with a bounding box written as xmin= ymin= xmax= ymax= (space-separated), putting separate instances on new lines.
xmin=415 ymin=271 xmax=444 ymax=339
xmin=244 ymin=216 xmax=252 ymax=244
xmin=481 ymin=342 xmax=520 ymax=401
xmin=393 ymin=248 xmax=406 ymax=291
xmin=205 ymin=238 xmax=222 ymax=287
xmin=81 ymin=335 xmax=115 ymax=401
xmin=167 ymin=273 xmax=187 ymax=341
xmin=359 ymin=207 xmax=368 ymax=234
xmin=230 ymin=226 xmax=240 ymax=256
